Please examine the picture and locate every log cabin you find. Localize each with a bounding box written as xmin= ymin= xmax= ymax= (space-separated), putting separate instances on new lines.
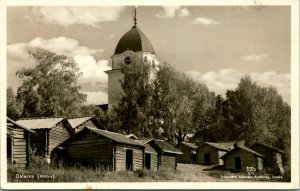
xmin=250 ymin=142 xmax=284 ymax=174
xmin=196 ymin=142 xmax=237 ymax=165
xmin=221 ymin=145 xmax=264 ymax=171
xmin=68 ymin=116 xmax=105 ymax=133
xmin=16 ymin=117 xmax=74 ymax=163
xmin=177 ymin=142 xmax=198 ymax=164
xmin=65 ymin=127 xmax=145 ymax=171
xmin=7 ymin=117 xmax=35 ymax=168
xmin=135 ymin=138 xmax=159 ymax=170
xmin=152 ymin=139 xmax=183 ymax=170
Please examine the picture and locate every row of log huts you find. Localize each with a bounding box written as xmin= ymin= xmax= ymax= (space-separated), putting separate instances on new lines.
xmin=6 ymin=117 xmax=182 ymax=171
xmin=176 ymin=141 xmax=284 ymax=174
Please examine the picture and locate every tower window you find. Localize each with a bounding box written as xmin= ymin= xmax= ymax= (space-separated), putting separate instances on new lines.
xmin=144 ymin=56 xmax=148 ymax=63
xmin=124 ymin=56 xmax=132 ymax=65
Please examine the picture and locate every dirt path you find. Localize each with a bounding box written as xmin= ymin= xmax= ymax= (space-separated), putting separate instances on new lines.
xmin=176 ymin=163 xmax=223 ymax=182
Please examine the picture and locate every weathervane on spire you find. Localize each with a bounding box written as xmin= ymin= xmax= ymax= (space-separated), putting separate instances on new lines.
xmin=133 ymin=7 xmax=137 ymax=26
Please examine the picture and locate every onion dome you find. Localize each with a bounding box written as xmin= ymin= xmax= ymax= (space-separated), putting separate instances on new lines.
xmin=114 ymin=25 xmax=155 ymax=55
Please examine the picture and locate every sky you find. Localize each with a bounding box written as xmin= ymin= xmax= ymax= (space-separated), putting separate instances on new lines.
xmin=6 ymin=6 xmax=291 ymax=105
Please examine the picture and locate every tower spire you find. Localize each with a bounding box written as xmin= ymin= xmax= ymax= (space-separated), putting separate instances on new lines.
xmin=133 ymin=7 xmax=137 ymax=26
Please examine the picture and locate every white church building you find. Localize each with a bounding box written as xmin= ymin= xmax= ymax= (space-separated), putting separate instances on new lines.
xmin=105 ymin=12 xmax=160 ymax=108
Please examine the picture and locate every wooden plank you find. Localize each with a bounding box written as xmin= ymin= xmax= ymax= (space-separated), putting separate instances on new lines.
xmin=13 ymin=142 xmax=26 ymax=146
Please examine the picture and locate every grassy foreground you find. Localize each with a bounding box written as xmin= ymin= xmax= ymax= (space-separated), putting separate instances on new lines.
xmin=8 ymin=163 xmax=288 ymax=182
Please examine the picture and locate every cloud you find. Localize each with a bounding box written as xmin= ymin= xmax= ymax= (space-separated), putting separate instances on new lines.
xmin=156 ymin=6 xmax=190 ymax=18
xmin=7 ymin=36 xmax=110 ymax=104
xmin=185 ymin=69 xmax=290 ymax=104
xmin=178 ymin=8 xmax=191 ymax=17
xmin=7 ymin=37 xmax=104 ymax=59
xmin=74 ymin=56 xmax=110 ymax=80
xmin=242 ymin=54 xmax=268 ymax=62
xmin=191 ymin=17 xmax=219 ymax=25
xmin=31 ymin=7 xmax=125 ymax=28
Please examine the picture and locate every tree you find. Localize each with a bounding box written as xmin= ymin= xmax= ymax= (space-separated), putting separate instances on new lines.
xmin=154 ymin=65 xmax=214 ymax=144
xmin=224 ymin=76 xmax=290 ymax=149
xmin=111 ymin=56 xmax=154 ymax=137
xmin=7 ymin=87 xmax=21 ymax=120
xmin=16 ymin=48 xmax=87 ymax=117
xmin=110 ymin=60 xmax=215 ymax=143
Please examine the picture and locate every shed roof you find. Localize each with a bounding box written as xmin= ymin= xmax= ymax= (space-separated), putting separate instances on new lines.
xmin=221 ymin=146 xmax=264 ymax=159
xmin=68 ymin=117 xmax=92 ymax=129
xmin=85 ymin=127 xmax=144 ymax=147
xmin=16 ymin=117 xmax=65 ymax=129
xmin=7 ymin=117 xmax=35 ymax=133
xmin=204 ymin=142 xmax=236 ymax=151
xmin=154 ymin=139 xmax=183 ymax=154
xmin=251 ymin=142 xmax=284 ymax=154
xmin=180 ymin=142 xmax=199 ymax=149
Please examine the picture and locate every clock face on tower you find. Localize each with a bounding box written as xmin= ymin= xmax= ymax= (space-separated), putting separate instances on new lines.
xmin=124 ymin=56 xmax=132 ymax=65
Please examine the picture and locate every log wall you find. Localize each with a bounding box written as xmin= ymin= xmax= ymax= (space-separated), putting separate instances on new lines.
xmin=196 ymin=145 xmax=220 ymax=165
xmin=223 ymin=149 xmax=263 ymax=171
xmin=145 ymin=143 xmax=158 ymax=170
xmin=114 ymin=144 xmax=144 ymax=171
xmin=49 ymin=122 xmax=70 ymax=152
xmin=66 ymin=133 xmax=113 ymax=168
xmin=177 ymin=145 xmax=196 ymax=164
xmin=12 ymin=128 xmax=27 ymax=168
xmin=160 ymin=154 xmax=176 ymax=169
xmin=7 ymin=123 xmax=28 ymax=168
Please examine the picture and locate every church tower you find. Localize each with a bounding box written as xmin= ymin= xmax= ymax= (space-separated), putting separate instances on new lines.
xmin=105 ymin=9 xmax=160 ymax=108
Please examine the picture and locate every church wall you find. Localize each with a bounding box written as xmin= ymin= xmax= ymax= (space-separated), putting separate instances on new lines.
xmin=106 ymin=70 xmax=123 ymax=108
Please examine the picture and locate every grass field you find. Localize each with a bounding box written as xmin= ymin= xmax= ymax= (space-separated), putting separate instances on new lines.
xmin=7 ymin=163 xmax=287 ymax=182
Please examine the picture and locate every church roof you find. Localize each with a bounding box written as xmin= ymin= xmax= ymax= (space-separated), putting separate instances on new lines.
xmin=114 ymin=25 xmax=155 ymax=55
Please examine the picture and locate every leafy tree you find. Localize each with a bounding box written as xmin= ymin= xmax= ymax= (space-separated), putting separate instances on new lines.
xmin=224 ymin=76 xmax=290 ymax=152
xmin=155 ymin=65 xmax=215 ymax=144
xmin=16 ymin=48 xmax=87 ymax=117
xmin=111 ymin=56 xmax=154 ymax=137
xmin=7 ymin=87 xmax=21 ymax=120
xmin=111 ymin=60 xmax=215 ymax=143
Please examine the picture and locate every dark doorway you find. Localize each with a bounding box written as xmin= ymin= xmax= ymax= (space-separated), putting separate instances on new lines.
xmin=7 ymin=137 xmax=12 ymax=159
xmin=204 ymin=153 xmax=211 ymax=165
xmin=235 ymin=157 xmax=241 ymax=170
xmin=126 ymin=149 xmax=133 ymax=171
xmin=145 ymin=153 xmax=151 ymax=169
xmin=192 ymin=153 xmax=197 ymax=164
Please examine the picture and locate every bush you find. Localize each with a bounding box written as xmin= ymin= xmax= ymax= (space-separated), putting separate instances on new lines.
xmin=28 ymin=147 xmax=49 ymax=169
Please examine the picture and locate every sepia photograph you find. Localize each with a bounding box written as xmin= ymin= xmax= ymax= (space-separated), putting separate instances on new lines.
xmin=1 ymin=0 xmax=299 ymax=189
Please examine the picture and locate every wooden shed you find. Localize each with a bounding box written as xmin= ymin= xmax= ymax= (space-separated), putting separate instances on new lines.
xmin=196 ymin=142 xmax=237 ymax=165
xmin=135 ymin=139 xmax=159 ymax=170
xmin=68 ymin=116 xmax=105 ymax=133
xmin=221 ymin=146 xmax=264 ymax=171
xmin=250 ymin=142 xmax=284 ymax=174
xmin=65 ymin=127 xmax=145 ymax=171
xmin=7 ymin=117 xmax=35 ymax=168
xmin=152 ymin=139 xmax=182 ymax=170
xmin=16 ymin=117 xmax=74 ymax=163
xmin=177 ymin=142 xmax=198 ymax=164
